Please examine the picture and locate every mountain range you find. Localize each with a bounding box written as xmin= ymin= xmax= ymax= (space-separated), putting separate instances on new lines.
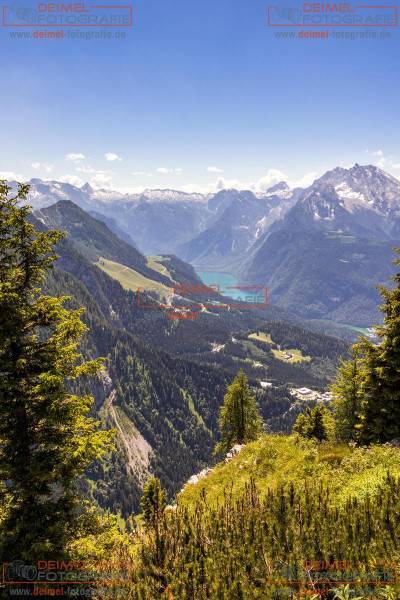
xmin=177 ymin=184 xmax=300 ymax=270
xmin=18 ymin=177 xmax=299 ymax=258
xmin=17 ymin=163 xmax=400 ymax=328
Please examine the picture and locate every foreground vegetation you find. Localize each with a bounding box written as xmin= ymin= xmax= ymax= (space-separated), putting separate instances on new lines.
xmin=0 ymin=182 xmax=113 ymax=562
xmin=178 ymin=435 xmax=400 ymax=509
xmin=90 ymin=436 xmax=400 ymax=599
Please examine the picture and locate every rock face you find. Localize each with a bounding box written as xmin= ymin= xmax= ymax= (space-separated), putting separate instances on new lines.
xmin=225 ymin=444 xmax=244 ymax=463
xmin=180 ymin=445 xmax=245 ymax=493
xmin=388 ymin=439 xmax=400 ymax=448
xmin=185 ymin=468 xmax=213 ymax=488
xmin=104 ymin=387 xmax=152 ymax=484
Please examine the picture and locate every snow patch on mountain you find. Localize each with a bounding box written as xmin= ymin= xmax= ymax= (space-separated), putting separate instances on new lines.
xmin=139 ymin=188 xmax=208 ymax=203
xmin=335 ymin=182 xmax=366 ymax=213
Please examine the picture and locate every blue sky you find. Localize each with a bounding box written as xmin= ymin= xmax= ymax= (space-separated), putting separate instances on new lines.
xmin=1 ymin=0 xmax=400 ymax=193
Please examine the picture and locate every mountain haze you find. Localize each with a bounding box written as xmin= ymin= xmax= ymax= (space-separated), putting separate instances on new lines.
xmin=21 ymin=178 xmax=298 ymax=259
xmin=177 ymin=185 xmax=298 ymax=270
xmin=17 ymin=164 xmax=400 ymax=330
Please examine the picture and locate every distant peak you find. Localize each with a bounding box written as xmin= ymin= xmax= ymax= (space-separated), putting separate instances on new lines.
xmin=266 ymin=181 xmax=290 ymax=194
xmin=81 ymin=182 xmax=94 ymax=194
xmin=53 ymin=199 xmax=81 ymax=209
xmin=315 ymin=163 xmax=396 ymax=186
xmin=137 ymin=188 xmax=207 ymax=203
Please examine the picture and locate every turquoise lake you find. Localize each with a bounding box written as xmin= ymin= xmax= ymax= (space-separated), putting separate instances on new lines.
xmin=197 ymin=271 xmax=264 ymax=303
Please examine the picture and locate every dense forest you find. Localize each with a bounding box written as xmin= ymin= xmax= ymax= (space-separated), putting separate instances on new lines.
xmin=44 ymin=263 xmax=230 ymax=515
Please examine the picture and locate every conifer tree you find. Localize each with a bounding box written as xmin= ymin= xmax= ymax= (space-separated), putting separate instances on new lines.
xmin=0 ymin=182 xmax=112 ymax=561
xmin=214 ymin=370 xmax=263 ymax=455
xmin=356 ymin=251 xmax=400 ymax=443
xmin=334 ymin=248 xmax=400 ymax=445
xmin=292 ymin=412 xmax=309 ymax=438
xmin=331 ymin=350 xmax=361 ymax=442
xmin=140 ymin=476 xmax=166 ymax=531
xmin=293 ymin=405 xmax=332 ymax=442
xmin=140 ymin=477 xmax=167 ymax=583
xmin=309 ymin=405 xmax=330 ymax=441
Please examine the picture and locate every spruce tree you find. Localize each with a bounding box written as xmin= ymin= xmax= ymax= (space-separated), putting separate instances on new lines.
xmin=0 ymin=182 xmax=112 ymax=561
xmin=293 ymin=405 xmax=332 ymax=442
xmin=140 ymin=477 xmax=167 ymax=584
xmin=351 ymin=249 xmax=400 ymax=444
xmin=214 ymin=370 xmax=263 ymax=455
xmin=331 ymin=350 xmax=361 ymax=442
xmin=329 ymin=248 xmax=400 ymax=445
xmin=309 ymin=405 xmax=330 ymax=441
xmin=140 ymin=476 xmax=166 ymax=531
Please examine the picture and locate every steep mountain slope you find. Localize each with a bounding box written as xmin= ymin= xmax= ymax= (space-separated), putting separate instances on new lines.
xmin=40 ymin=236 xmax=230 ymax=516
xmin=277 ymin=164 xmax=400 ymax=240
xmin=265 ymin=164 xmax=400 ymax=242
xmin=88 ymin=210 xmax=139 ymax=248
xmin=303 ymin=164 xmax=400 ymax=238
xmin=34 ymin=200 xmax=203 ymax=290
xmin=177 ymin=185 xmax=297 ymax=270
xmin=35 ymin=200 xmax=156 ymax=276
xmin=242 ymin=165 xmax=400 ymax=326
xmin=21 ymin=179 xmax=210 ymax=255
xmin=244 ymin=229 xmax=395 ymax=325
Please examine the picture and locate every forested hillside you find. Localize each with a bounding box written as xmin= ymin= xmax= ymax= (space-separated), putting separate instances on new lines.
xmin=43 ymin=261 xmax=230 ymax=515
xmin=34 ymin=208 xmax=349 ymax=515
xmin=87 ymin=246 xmax=400 ymax=599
